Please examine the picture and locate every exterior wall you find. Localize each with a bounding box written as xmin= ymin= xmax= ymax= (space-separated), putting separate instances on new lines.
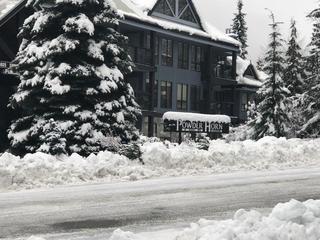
xmin=154 ymin=33 xmax=202 ymax=114
xmin=119 ymin=24 xmax=246 ymax=137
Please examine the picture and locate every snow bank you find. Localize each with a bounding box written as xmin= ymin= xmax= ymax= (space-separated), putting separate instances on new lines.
xmin=1 ymin=137 xmax=320 ymax=190
xmin=108 ymin=199 xmax=320 ymax=240
xmin=24 ymin=199 xmax=320 ymax=240
xmin=173 ymin=199 xmax=320 ymax=240
xmin=0 ymin=151 xmax=155 ymax=190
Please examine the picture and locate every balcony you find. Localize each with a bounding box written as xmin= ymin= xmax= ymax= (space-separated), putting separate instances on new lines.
xmin=127 ymin=46 xmax=156 ymax=72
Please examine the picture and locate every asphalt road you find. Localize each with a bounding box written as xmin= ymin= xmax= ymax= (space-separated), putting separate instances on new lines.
xmin=1 ymin=167 xmax=320 ymax=239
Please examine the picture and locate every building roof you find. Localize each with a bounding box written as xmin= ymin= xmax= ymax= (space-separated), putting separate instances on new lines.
xmin=118 ymin=0 xmax=240 ymax=47
xmin=0 ymin=0 xmax=240 ymax=48
xmin=0 ymin=0 xmax=26 ymax=28
xmin=228 ymin=56 xmax=263 ymax=88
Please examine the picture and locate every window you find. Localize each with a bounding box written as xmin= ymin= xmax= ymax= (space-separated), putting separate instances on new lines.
xmin=161 ymin=38 xmax=173 ymax=66
xmin=155 ymin=36 xmax=159 ymax=65
xmin=190 ymin=85 xmax=201 ymax=111
xmin=145 ymin=76 xmax=159 ymax=108
xmin=241 ymin=93 xmax=248 ymax=112
xmin=153 ymin=80 xmax=158 ymax=108
xmin=216 ymin=55 xmax=232 ymax=79
xmin=178 ymin=0 xmax=187 ymax=14
xmin=180 ymin=6 xmax=197 ymax=23
xmin=161 ymin=81 xmax=172 ymax=108
xmin=177 ymin=83 xmax=188 ymax=111
xmin=244 ymin=67 xmax=256 ymax=79
xmin=154 ymin=0 xmax=175 ymax=16
xmin=152 ymin=0 xmax=200 ymax=27
xmin=178 ymin=42 xmax=189 ymax=69
xmin=191 ymin=45 xmax=202 ymax=72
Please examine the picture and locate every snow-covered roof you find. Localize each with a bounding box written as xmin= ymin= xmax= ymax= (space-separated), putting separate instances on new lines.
xmin=0 ymin=0 xmax=23 ymax=25
xmin=226 ymin=56 xmax=263 ymax=88
xmin=115 ymin=0 xmax=240 ymax=47
xmin=163 ymin=111 xmax=231 ymax=124
xmin=256 ymin=70 xmax=268 ymax=81
xmin=0 ymin=0 xmax=240 ymax=47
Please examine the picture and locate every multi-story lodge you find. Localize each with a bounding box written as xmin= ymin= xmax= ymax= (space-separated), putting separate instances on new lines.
xmin=0 ymin=0 xmax=263 ymax=150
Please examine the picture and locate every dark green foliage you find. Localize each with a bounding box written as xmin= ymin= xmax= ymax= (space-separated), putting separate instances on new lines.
xmin=119 ymin=142 xmax=143 ymax=162
xmin=9 ymin=0 xmax=141 ymax=156
xmin=231 ymin=0 xmax=248 ymax=58
xmin=283 ymin=20 xmax=306 ymax=95
xmin=249 ymin=12 xmax=289 ymax=139
xmin=298 ymin=6 xmax=320 ymax=137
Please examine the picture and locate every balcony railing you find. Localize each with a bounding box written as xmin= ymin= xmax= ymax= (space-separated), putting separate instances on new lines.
xmin=128 ymin=46 xmax=153 ymax=67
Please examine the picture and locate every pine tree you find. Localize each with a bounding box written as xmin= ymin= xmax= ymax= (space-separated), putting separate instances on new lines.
xmin=283 ymin=19 xmax=306 ymax=95
xmin=8 ymin=0 xmax=141 ymax=156
xmin=298 ymin=6 xmax=320 ymax=137
xmin=231 ymin=0 xmax=248 ymax=58
xmin=256 ymin=57 xmax=265 ymax=71
xmin=249 ymin=12 xmax=289 ymax=139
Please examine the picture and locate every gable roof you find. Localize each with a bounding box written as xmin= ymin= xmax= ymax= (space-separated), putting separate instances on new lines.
xmin=118 ymin=0 xmax=240 ymax=47
xmin=0 ymin=0 xmax=240 ymax=48
xmin=149 ymin=0 xmax=204 ymax=30
xmin=235 ymin=57 xmax=263 ymax=88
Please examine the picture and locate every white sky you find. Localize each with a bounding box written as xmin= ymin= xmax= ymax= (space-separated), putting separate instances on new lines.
xmin=196 ymin=0 xmax=318 ymax=63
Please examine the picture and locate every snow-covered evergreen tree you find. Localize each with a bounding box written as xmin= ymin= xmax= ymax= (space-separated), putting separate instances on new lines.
xmin=283 ymin=19 xmax=306 ymax=95
xmin=8 ymin=0 xmax=141 ymax=156
xmin=231 ymin=0 xmax=248 ymax=58
xmin=298 ymin=6 xmax=320 ymax=137
xmin=256 ymin=57 xmax=265 ymax=71
xmin=249 ymin=12 xmax=289 ymax=139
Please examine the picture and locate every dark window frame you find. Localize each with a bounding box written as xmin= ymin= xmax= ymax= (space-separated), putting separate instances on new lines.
xmin=161 ymin=38 xmax=173 ymax=67
xmin=160 ymin=80 xmax=172 ymax=109
xmin=177 ymin=83 xmax=188 ymax=111
xmin=191 ymin=45 xmax=203 ymax=72
xmin=178 ymin=42 xmax=189 ymax=69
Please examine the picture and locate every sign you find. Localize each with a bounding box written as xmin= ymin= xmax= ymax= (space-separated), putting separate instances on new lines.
xmin=0 ymin=61 xmax=15 ymax=75
xmin=163 ymin=119 xmax=229 ymax=134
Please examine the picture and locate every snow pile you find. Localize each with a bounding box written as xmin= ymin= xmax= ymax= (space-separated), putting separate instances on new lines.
xmin=0 ymin=151 xmax=155 ymax=190
xmin=173 ymin=199 xmax=320 ymax=240
xmin=1 ymin=137 xmax=320 ymax=190
xmin=142 ymin=137 xmax=320 ymax=173
xmin=24 ymin=199 xmax=320 ymax=240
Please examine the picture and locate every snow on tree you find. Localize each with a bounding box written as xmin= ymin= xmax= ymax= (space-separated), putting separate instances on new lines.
xmin=8 ymin=0 xmax=141 ymax=156
xmin=249 ymin=12 xmax=289 ymax=140
xmin=283 ymin=19 xmax=306 ymax=95
xmin=256 ymin=57 xmax=265 ymax=71
xmin=298 ymin=6 xmax=320 ymax=137
xmin=231 ymin=0 xmax=248 ymax=59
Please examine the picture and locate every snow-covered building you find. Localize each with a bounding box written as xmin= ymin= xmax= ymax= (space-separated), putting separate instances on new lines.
xmin=0 ymin=0 xmax=263 ymax=147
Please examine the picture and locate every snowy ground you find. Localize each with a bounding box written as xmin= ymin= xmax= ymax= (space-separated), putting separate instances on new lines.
xmin=106 ymin=198 xmax=320 ymax=240
xmin=1 ymin=137 xmax=320 ymax=191
xmin=1 ymin=167 xmax=320 ymax=239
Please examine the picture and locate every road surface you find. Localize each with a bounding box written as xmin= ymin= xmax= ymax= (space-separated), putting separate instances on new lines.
xmin=1 ymin=167 xmax=320 ymax=239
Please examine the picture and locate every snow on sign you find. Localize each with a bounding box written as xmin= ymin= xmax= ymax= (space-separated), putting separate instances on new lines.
xmin=163 ymin=112 xmax=231 ymax=134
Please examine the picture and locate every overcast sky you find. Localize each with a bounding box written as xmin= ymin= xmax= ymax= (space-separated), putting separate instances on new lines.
xmin=196 ymin=0 xmax=318 ymax=63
